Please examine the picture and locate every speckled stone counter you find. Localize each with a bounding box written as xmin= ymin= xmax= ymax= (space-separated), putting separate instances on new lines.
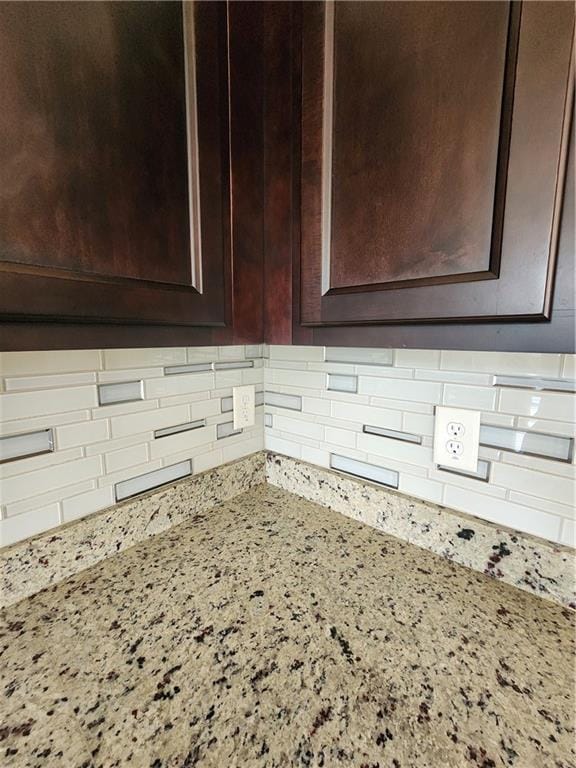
xmin=1 ymin=452 xmax=265 ymax=608
xmin=1 ymin=484 xmax=574 ymax=768
xmin=266 ymin=453 xmax=576 ymax=609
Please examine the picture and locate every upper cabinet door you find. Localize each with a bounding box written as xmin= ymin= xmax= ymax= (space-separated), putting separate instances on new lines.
xmin=0 ymin=1 xmax=230 ymax=326
xmin=300 ymin=1 xmax=574 ymax=326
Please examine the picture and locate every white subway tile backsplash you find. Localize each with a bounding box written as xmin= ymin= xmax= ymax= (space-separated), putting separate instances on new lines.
xmin=111 ymin=404 xmax=189 ymax=438
xmin=490 ymin=463 xmax=575 ymax=506
xmin=0 ymin=410 xmax=91 ymax=438
xmin=0 ymin=386 xmax=98 ymax=421
xmin=86 ymin=432 xmax=154 ymax=458
xmin=0 ymin=503 xmax=61 ymax=547
xmin=0 ymin=344 xmax=267 ymax=547
xmin=499 ymin=389 xmax=576 ymax=421
xmin=218 ymin=346 xmax=248 ymax=361
xmin=500 ymin=451 xmax=576 ymax=479
xmin=274 ymin=414 xmax=324 ymax=441
xmin=186 ymin=346 xmax=218 ymax=363
xmin=92 ymin=399 xmax=158 ymax=420
xmin=97 ymin=367 xmax=164 ymax=383
xmin=114 ymin=460 xmax=192 ymax=502
xmin=265 ymin=392 xmax=302 ymax=411
xmin=331 ymin=401 xmax=401 ymax=430
xmin=0 ymin=350 xmax=102 ymax=376
xmin=357 ymin=432 xmax=433 ymax=467
xmin=362 ymin=425 xmax=421 ymax=444
xmin=402 ymin=412 xmax=435 ymax=436
xmin=330 ymin=454 xmax=399 ymax=489
xmin=268 ymin=368 xmax=326 ymax=390
xmin=443 ymin=486 xmax=562 ymax=541
xmin=560 ymin=518 xmax=575 ymax=547
xmin=164 ymin=362 xmax=213 ymax=375
xmin=0 ymin=455 xmax=103 ymax=505
xmin=266 ymin=434 xmax=302 ymax=459
xmin=398 ymin=474 xmax=443 ymax=504
xmin=437 ymin=459 xmax=491 ymax=482
xmin=214 ymin=360 xmax=254 ymax=370
xmin=98 ymin=460 xmax=163 ymax=489
xmin=5 ymin=480 xmax=95 ymax=518
xmin=516 ymin=416 xmax=575 ymax=438
xmin=562 ymin=355 xmax=576 ymax=379
xmin=62 ymin=486 xmax=115 ymax=523
xmin=270 ymin=345 xmax=324 ymax=362
xmin=144 ymin=372 xmax=215 ymax=399
xmin=395 ymin=349 xmax=441 ymax=369
xmin=441 ymin=351 xmax=562 ymax=377
xmin=150 ymin=425 xmax=216 ymax=460
xmin=327 ymin=373 xmax=358 ymax=393
xmin=103 ymin=347 xmax=186 ymax=370
xmin=97 ymin=380 xmax=144 ymax=406
xmin=0 ymin=447 xmax=84 ymax=479
xmin=0 ymin=429 xmax=54 ymax=464
xmin=265 ymin=345 xmax=574 ymax=547
xmin=302 ymin=396 xmax=331 ymax=417
xmin=1 ymin=344 xmax=573 ymax=551
xmin=507 ymin=491 xmax=574 ymax=520
xmin=480 ymin=424 xmax=572 ymax=462
xmin=56 ymin=420 xmax=109 ymax=449
xmin=415 ymin=369 xmax=494 ymax=386
xmin=359 ymin=377 xmax=442 ymax=404
xmin=245 ymin=344 xmax=264 ymax=359
xmin=325 ymin=347 xmax=393 ymax=366
xmin=104 ymin=443 xmax=149 ymax=474
xmin=154 ymin=419 xmax=206 ymax=439
xmin=193 ymin=447 xmax=224 ymax=474
xmin=325 ymin=426 xmax=356 ymax=449
xmin=443 ymin=384 xmax=497 ymax=411
xmin=217 ymin=421 xmax=242 ymax=440
xmin=4 ymin=371 xmax=97 ymax=392
xmin=494 ymin=375 xmax=576 ymax=393
xmin=222 ymin=436 xmax=262 ymax=463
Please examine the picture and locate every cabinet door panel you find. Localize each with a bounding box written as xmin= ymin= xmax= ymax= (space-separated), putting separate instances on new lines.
xmin=0 ymin=1 xmax=230 ymax=326
xmin=301 ymin=1 xmax=574 ymax=325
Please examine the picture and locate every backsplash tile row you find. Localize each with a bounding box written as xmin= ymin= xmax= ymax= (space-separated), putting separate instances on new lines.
xmin=264 ymin=346 xmax=576 ymax=547
xmin=0 ymin=345 xmax=264 ymax=546
xmin=1 ymin=343 xmax=574 ymax=551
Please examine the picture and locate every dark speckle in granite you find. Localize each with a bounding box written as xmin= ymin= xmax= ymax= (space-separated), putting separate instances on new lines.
xmin=0 ymin=484 xmax=574 ymax=768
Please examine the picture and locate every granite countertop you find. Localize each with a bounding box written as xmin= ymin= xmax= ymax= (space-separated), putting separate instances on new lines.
xmin=1 ymin=484 xmax=574 ymax=768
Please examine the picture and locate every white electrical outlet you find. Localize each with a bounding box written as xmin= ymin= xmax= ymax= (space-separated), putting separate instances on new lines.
xmin=433 ymin=406 xmax=480 ymax=472
xmin=233 ymin=385 xmax=255 ymax=430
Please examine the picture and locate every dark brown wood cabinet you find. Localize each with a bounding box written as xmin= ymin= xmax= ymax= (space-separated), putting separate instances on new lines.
xmin=298 ymin=1 xmax=574 ymax=327
xmin=0 ymin=1 xmax=264 ymax=348
xmin=1 ymin=1 xmax=574 ymax=353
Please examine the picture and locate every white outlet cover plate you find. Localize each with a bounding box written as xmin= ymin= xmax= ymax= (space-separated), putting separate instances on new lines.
xmin=433 ymin=406 xmax=480 ymax=473
xmin=233 ymin=385 xmax=255 ymax=430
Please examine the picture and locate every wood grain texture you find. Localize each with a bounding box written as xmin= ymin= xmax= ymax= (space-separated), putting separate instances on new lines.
xmin=299 ymin=0 xmax=574 ymax=326
xmin=0 ymin=1 xmax=190 ymax=284
xmin=307 ymin=116 xmax=575 ymax=353
xmin=263 ymin=2 xmax=295 ymax=344
xmin=219 ymin=1 xmax=264 ymax=345
xmin=0 ymin=1 xmax=233 ymax=329
xmin=330 ymin=1 xmax=510 ymax=289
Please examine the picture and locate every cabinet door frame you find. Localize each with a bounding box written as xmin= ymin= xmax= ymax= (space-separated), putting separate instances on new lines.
xmin=0 ymin=1 xmax=231 ymax=328
xmin=300 ymin=1 xmax=575 ymax=326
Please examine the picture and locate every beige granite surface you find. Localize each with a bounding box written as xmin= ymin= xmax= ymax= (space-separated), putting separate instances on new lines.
xmin=0 ymin=452 xmax=265 ymax=608
xmin=267 ymin=453 xmax=576 ymax=609
xmin=1 ymin=484 xmax=574 ymax=768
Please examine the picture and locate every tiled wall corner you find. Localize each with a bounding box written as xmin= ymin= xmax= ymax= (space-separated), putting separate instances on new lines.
xmin=0 ymin=345 xmax=264 ymax=547
xmin=264 ymin=346 xmax=576 ymax=547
